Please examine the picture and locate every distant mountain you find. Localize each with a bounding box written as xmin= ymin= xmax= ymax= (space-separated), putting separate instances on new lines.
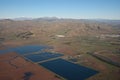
xmin=33 ymin=17 xmax=59 ymax=21
xmin=0 ymin=17 xmax=119 ymax=37
xmin=1 ymin=17 xmax=120 ymax=23
xmin=77 ymin=19 xmax=120 ymax=29
xmin=0 ymin=19 xmax=14 ymax=22
xmin=13 ymin=17 xmax=33 ymax=21
xmin=0 ymin=17 xmax=120 ymax=27
xmin=91 ymin=19 xmax=120 ymax=24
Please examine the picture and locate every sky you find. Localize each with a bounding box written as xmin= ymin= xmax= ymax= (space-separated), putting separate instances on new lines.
xmin=0 ymin=0 xmax=120 ymax=19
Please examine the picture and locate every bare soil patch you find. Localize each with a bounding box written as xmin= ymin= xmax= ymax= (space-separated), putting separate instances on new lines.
xmin=0 ymin=52 xmax=61 ymax=80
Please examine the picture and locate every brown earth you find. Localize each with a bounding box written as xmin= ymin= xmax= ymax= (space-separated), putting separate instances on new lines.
xmin=53 ymin=45 xmax=76 ymax=56
xmin=0 ymin=52 xmax=61 ymax=80
xmin=94 ymin=51 xmax=120 ymax=66
xmin=0 ymin=18 xmax=120 ymax=80
xmin=78 ymin=54 xmax=120 ymax=80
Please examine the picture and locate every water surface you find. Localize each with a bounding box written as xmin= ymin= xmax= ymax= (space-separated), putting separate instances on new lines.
xmin=40 ymin=59 xmax=99 ymax=80
xmin=0 ymin=45 xmax=51 ymax=54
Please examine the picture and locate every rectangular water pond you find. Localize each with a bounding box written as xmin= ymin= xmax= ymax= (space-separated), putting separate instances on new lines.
xmin=0 ymin=45 xmax=52 ymax=55
xmin=13 ymin=45 xmax=52 ymax=55
xmin=24 ymin=52 xmax=63 ymax=62
xmin=40 ymin=59 xmax=99 ymax=80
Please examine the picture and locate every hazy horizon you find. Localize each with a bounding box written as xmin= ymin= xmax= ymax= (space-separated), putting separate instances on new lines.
xmin=1 ymin=17 xmax=120 ymax=20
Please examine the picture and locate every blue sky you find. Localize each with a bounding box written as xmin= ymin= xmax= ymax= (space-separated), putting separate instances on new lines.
xmin=0 ymin=0 xmax=120 ymax=19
